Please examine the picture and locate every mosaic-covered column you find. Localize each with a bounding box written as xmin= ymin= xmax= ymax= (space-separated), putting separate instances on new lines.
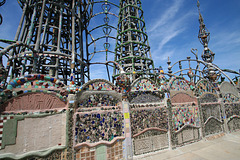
xmin=122 ymin=101 xmax=133 ymax=159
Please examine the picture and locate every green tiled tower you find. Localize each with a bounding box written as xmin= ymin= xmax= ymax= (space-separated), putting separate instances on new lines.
xmin=114 ymin=0 xmax=155 ymax=82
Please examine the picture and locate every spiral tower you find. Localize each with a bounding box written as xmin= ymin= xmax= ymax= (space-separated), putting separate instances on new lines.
xmin=114 ymin=0 xmax=155 ymax=82
xmin=0 ymin=0 xmax=92 ymax=86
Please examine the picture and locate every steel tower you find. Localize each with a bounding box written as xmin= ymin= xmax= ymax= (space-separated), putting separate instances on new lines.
xmin=85 ymin=0 xmax=119 ymax=82
xmin=0 ymin=0 xmax=91 ymax=86
xmin=114 ymin=0 xmax=155 ymax=81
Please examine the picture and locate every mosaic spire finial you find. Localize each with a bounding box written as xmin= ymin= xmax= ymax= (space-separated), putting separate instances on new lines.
xmin=197 ymin=0 xmax=220 ymax=82
xmin=197 ymin=0 xmax=215 ymax=63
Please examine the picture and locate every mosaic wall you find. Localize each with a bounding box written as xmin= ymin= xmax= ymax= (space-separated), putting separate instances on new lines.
xmin=169 ymin=78 xmax=190 ymax=91
xmin=219 ymin=81 xmax=239 ymax=97
xmin=84 ymin=81 xmax=114 ymax=91
xmin=172 ymin=104 xmax=200 ymax=131
xmin=75 ymin=146 xmax=95 ymax=160
xmin=171 ymin=93 xmax=196 ymax=104
xmin=133 ymin=130 xmax=168 ymax=155
xmin=15 ymin=80 xmax=60 ymax=90
xmin=196 ymin=92 xmax=223 ymax=137
xmin=227 ymin=117 xmax=240 ymax=133
xmin=1 ymin=92 xmax=67 ymax=112
xmin=200 ymin=93 xmax=218 ymax=103
xmin=131 ymin=78 xmax=159 ymax=91
xmin=130 ymin=103 xmax=161 ymax=109
xmin=130 ymin=107 xmax=168 ymax=136
xmin=106 ymin=140 xmax=123 ymax=160
xmin=6 ymin=74 xmax=65 ymax=90
xmin=75 ymin=140 xmax=123 ymax=160
xmin=1 ymin=74 xmax=239 ymax=159
xmin=75 ymin=112 xmax=124 ymax=143
xmin=223 ymin=93 xmax=240 ymax=132
xmin=201 ymin=103 xmax=223 ymax=136
xmin=176 ymin=126 xmax=200 ymax=146
xmin=196 ymin=80 xmax=217 ymax=96
xmin=116 ymin=75 xmax=131 ymax=93
xmin=223 ymin=93 xmax=240 ymax=103
xmin=201 ymin=104 xmax=221 ymax=122
xmin=204 ymin=118 xmax=223 ymax=136
xmin=129 ymin=91 xmax=163 ymax=104
xmin=0 ymin=113 xmax=67 ymax=158
xmin=157 ymin=75 xmax=168 ymax=91
xmin=78 ymin=94 xmax=119 ymax=108
xmin=1 ymin=89 xmax=66 ymax=107
xmin=224 ymin=104 xmax=240 ymax=120
xmin=0 ymin=74 xmax=67 ymax=106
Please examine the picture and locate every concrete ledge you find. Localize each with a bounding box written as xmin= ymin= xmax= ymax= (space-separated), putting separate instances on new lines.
xmin=0 ymin=146 xmax=66 ymax=160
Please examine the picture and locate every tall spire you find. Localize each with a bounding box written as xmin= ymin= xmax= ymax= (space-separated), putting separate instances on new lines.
xmin=197 ymin=0 xmax=215 ymax=63
xmin=197 ymin=0 xmax=220 ymax=82
xmin=114 ymin=0 xmax=155 ymax=82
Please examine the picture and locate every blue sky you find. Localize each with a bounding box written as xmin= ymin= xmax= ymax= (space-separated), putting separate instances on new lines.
xmin=143 ymin=0 xmax=240 ymax=77
xmin=0 ymin=0 xmax=239 ymax=81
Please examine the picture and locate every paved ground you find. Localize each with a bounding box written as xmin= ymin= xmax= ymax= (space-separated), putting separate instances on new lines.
xmin=133 ymin=131 xmax=240 ymax=160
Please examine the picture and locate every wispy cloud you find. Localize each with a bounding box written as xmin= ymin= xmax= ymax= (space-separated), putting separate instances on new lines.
xmin=211 ymin=31 xmax=240 ymax=51
xmin=153 ymin=50 xmax=174 ymax=62
xmin=153 ymin=26 xmax=185 ymax=52
xmin=149 ymin=0 xmax=184 ymax=32
xmin=210 ymin=30 xmax=240 ymax=71
xmin=148 ymin=0 xmax=195 ymax=62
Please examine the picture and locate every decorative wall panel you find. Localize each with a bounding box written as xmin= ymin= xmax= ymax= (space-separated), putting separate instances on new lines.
xmin=169 ymin=78 xmax=190 ymax=91
xmin=131 ymin=78 xmax=159 ymax=91
xmin=204 ymin=118 xmax=223 ymax=136
xmin=78 ymin=94 xmax=119 ymax=108
xmin=200 ymin=93 xmax=223 ymax=137
xmin=130 ymin=108 xmax=168 ymax=136
xmin=172 ymin=104 xmax=200 ymax=131
xmin=133 ymin=137 xmax=152 ymax=155
xmin=75 ymin=112 xmax=124 ymax=143
xmin=223 ymin=93 xmax=239 ymax=103
xmin=107 ymin=140 xmax=123 ymax=160
xmin=133 ymin=130 xmax=168 ymax=155
xmin=75 ymin=146 xmax=95 ymax=160
xmin=196 ymin=80 xmax=217 ymax=96
xmin=199 ymin=93 xmax=218 ymax=103
xmin=129 ymin=92 xmax=163 ymax=104
xmin=0 ymin=113 xmax=66 ymax=157
xmin=222 ymin=93 xmax=240 ymax=132
xmin=85 ymin=81 xmax=114 ymax=91
xmin=224 ymin=104 xmax=240 ymax=120
xmin=176 ymin=126 xmax=200 ymax=146
xmin=201 ymin=104 xmax=221 ymax=122
xmin=171 ymin=93 xmax=196 ymax=104
xmin=227 ymin=117 xmax=240 ymax=132
xmin=2 ymin=93 xmax=66 ymax=112
xmin=81 ymin=79 xmax=116 ymax=91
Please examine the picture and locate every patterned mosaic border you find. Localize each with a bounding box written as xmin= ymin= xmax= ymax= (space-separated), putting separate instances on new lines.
xmin=131 ymin=77 xmax=160 ymax=91
xmin=7 ymin=74 xmax=65 ymax=90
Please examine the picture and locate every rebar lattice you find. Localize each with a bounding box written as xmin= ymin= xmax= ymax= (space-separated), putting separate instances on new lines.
xmin=114 ymin=0 xmax=155 ymax=82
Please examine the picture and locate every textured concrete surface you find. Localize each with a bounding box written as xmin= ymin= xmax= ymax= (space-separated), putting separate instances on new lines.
xmin=0 ymin=113 xmax=66 ymax=155
xmin=134 ymin=131 xmax=240 ymax=160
